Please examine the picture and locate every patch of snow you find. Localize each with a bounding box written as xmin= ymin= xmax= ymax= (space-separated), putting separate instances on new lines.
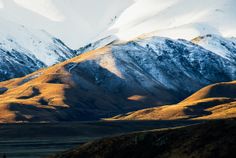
xmin=192 ymin=34 xmax=236 ymax=61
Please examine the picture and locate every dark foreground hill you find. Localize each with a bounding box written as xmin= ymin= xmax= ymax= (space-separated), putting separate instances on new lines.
xmin=51 ymin=119 xmax=236 ymax=158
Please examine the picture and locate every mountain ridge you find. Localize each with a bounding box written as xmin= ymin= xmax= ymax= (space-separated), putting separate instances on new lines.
xmin=0 ymin=18 xmax=76 ymax=81
xmin=0 ymin=35 xmax=235 ymax=122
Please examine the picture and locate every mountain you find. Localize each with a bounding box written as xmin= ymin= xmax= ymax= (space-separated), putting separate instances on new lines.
xmin=1 ymin=0 xmax=236 ymax=48
xmin=0 ymin=18 xmax=76 ymax=81
xmin=109 ymin=0 xmax=236 ymax=42
xmin=192 ymin=34 xmax=236 ymax=62
xmin=0 ymin=36 xmax=235 ymax=122
xmin=50 ymin=119 xmax=236 ymax=158
xmin=110 ymin=80 xmax=236 ymax=120
xmin=0 ymin=0 xmax=133 ymax=48
xmin=1 ymin=0 xmax=236 ymax=83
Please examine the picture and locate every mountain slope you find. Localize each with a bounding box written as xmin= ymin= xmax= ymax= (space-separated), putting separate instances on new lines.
xmin=111 ymin=81 xmax=236 ymax=120
xmin=51 ymin=119 xmax=236 ymax=158
xmin=0 ymin=18 xmax=76 ymax=81
xmin=0 ymin=0 xmax=133 ymax=48
xmin=192 ymin=34 xmax=236 ymax=62
xmin=109 ymin=0 xmax=236 ymax=42
xmin=0 ymin=36 xmax=235 ymax=122
xmin=1 ymin=0 xmax=236 ymax=48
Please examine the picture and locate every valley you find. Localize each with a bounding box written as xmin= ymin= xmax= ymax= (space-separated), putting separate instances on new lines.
xmin=0 ymin=120 xmax=199 ymax=158
xmin=50 ymin=119 xmax=236 ymax=158
xmin=0 ymin=0 xmax=235 ymax=158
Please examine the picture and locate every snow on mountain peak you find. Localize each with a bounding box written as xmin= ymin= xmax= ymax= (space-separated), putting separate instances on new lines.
xmin=0 ymin=17 xmax=75 ymax=66
xmin=0 ymin=0 xmax=133 ymax=48
xmin=0 ymin=16 xmax=76 ymax=81
xmin=1 ymin=0 xmax=236 ymax=48
xmin=192 ymin=34 xmax=236 ymax=62
xmin=108 ymin=0 xmax=236 ymax=41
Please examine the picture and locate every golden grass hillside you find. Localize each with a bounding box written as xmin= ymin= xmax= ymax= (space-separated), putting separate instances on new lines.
xmin=0 ymin=48 xmax=121 ymax=122
xmin=0 ymin=47 xmax=177 ymax=123
xmin=110 ymin=81 xmax=236 ymax=120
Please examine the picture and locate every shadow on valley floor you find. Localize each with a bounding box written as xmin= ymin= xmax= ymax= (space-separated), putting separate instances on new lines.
xmin=0 ymin=120 xmax=203 ymax=158
xmin=50 ymin=119 xmax=236 ymax=158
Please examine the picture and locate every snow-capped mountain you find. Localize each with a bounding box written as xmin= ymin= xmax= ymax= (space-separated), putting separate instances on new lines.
xmin=109 ymin=36 xmax=235 ymax=95
xmin=0 ymin=36 xmax=235 ymax=122
xmin=1 ymin=0 xmax=236 ymax=48
xmin=192 ymin=34 xmax=236 ymax=63
xmin=0 ymin=0 xmax=235 ymax=83
xmin=109 ymin=0 xmax=236 ymax=42
xmin=0 ymin=18 xmax=76 ymax=81
xmin=0 ymin=0 xmax=132 ymax=48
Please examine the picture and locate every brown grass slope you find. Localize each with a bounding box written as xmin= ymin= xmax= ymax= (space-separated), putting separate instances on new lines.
xmin=50 ymin=119 xmax=236 ymax=158
xmin=111 ymin=81 xmax=236 ymax=120
xmin=0 ymin=47 xmax=178 ymax=123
